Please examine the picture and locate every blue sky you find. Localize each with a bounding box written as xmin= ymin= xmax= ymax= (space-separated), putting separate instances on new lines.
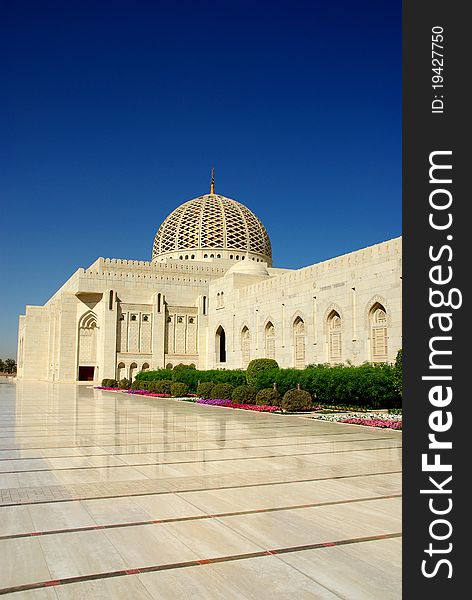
xmin=0 ymin=0 xmax=401 ymax=357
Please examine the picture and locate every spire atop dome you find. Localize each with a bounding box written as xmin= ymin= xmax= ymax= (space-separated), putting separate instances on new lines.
xmin=210 ymin=167 xmax=215 ymax=194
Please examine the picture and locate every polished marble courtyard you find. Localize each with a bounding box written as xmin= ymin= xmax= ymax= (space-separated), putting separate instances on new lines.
xmin=0 ymin=383 xmax=402 ymax=599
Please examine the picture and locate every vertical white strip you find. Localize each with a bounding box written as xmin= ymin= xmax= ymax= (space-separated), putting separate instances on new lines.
xmin=313 ymin=296 xmax=317 ymax=344
xmin=282 ymin=304 xmax=285 ymax=347
xmin=352 ymin=288 xmax=357 ymax=341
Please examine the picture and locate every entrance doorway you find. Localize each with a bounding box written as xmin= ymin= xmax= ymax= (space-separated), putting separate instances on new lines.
xmin=78 ymin=366 xmax=95 ymax=381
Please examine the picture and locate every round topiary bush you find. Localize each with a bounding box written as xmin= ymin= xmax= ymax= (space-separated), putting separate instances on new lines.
xmin=255 ymin=387 xmax=281 ymax=406
xmin=246 ymin=359 xmax=279 ymax=388
xmin=119 ymin=378 xmax=131 ymax=390
xmin=171 ymin=382 xmax=189 ymax=397
xmin=231 ymin=385 xmax=257 ymax=404
xmin=153 ymin=379 xmax=173 ymax=394
xmin=210 ymin=383 xmax=235 ymax=400
xmin=197 ymin=381 xmax=215 ymax=399
xmin=282 ymin=388 xmax=313 ymax=412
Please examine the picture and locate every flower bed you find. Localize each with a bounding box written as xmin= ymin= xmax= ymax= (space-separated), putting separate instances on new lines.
xmin=339 ymin=417 xmax=402 ymax=430
xmin=313 ymin=411 xmax=402 ymax=430
xmin=196 ymin=398 xmax=281 ymax=412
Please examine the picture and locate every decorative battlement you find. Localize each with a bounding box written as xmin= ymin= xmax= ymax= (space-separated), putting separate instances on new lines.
xmin=87 ymin=257 xmax=228 ymax=276
xmin=239 ymin=237 xmax=402 ymax=299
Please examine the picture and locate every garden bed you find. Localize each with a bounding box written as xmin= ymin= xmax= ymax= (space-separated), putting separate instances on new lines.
xmin=312 ymin=411 xmax=402 ymax=430
xmin=94 ymin=387 xmax=402 ymax=426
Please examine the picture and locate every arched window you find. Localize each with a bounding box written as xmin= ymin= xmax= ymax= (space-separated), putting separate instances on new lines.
xmin=215 ymin=326 xmax=226 ymax=363
xmin=265 ymin=322 xmax=276 ymax=359
xmin=117 ymin=362 xmax=126 ymax=381
xmin=241 ymin=326 xmax=251 ymax=365
xmin=370 ymin=303 xmax=388 ymax=362
xmin=142 ymin=363 xmax=150 ymax=372
xmin=166 ymin=363 xmax=173 ymax=370
xmin=328 ymin=311 xmax=342 ymax=363
xmin=129 ymin=362 xmax=138 ymax=380
xmin=78 ymin=311 xmax=98 ymax=381
xmin=293 ymin=317 xmax=306 ymax=368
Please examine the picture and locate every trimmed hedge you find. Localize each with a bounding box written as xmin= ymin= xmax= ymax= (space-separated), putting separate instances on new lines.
xmin=197 ymin=381 xmax=215 ymax=399
xmin=171 ymin=382 xmax=189 ymax=397
xmin=255 ymin=388 xmax=281 ymax=406
xmin=102 ymin=378 xmax=118 ymax=387
xmin=130 ymin=362 xmax=400 ymax=408
xmin=171 ymin=368 xmax=246 ymax=392
xmin=137 ymin=368 xmax=245 ymax=392
xmin=210 ymin=383 xmax=235 ymax=400
xmin=246 ymin=359 xmax=279 ymax=387
xmin=135 ymin=369 xmax=174 ymax=382
xmin=231 ymin=385 xmax=257 ymax=405
xmin=253 ymin=364 xmax=400 ymax=409
xmin=282 ymin=389 xmax=313 ymax=412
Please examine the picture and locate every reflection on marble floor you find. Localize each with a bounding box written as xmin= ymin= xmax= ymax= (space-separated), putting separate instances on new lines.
xmin=0 ymin=383 xmax=402 ymax=598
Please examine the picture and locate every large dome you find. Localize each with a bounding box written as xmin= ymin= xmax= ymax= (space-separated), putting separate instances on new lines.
xmin=152 ymin=193 xmax=272 ymax=265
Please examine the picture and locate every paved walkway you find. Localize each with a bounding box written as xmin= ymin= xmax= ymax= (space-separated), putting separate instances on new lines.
xmin=0 ymin=383 xmax=402 ymax=599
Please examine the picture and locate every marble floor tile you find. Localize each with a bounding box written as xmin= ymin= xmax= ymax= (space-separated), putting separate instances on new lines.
xmin=28 ymin=501 xmax=97 ymax=532
xmin=38 ymin=530 xmax=127 ymax=579
xmin=0 ymin=537 xmax=52 ymax=590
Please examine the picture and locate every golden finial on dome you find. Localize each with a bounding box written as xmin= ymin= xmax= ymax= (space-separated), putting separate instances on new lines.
xmin=210 ymin=167 xmax=215 ymax=194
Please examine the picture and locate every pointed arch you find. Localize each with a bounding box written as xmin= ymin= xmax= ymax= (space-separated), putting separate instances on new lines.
xmin=264 ymin=320 xmax=276 ymax=359
xmin=117 ymin=362 xmax=126 ymax=380
xmin=327 ymin=309 xmax=342 ymax=363
xmin=241 ymin=325 xmax=251 ymax=366
xmin=215 ymin=325 xmax=227 ymax=363
xmin=369 ymin=302 xmax=389 ymax=362
xmin=293 ymin=316 xmax=306 ymax=368
xmin=78 ymin=311 xmax=98 ymax=369
xmin=129 ymin=362 xmax=138 ymax=380
xmin=364 ymin=295 xmax=391 ymax=327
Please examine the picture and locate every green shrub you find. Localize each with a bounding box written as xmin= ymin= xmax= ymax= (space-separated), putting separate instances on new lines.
xmin=246 ymin=359 xmax=279 ymax=387
xmin=393 ymin=349 xmax=403 ymax=397
xmin=255 ymin=387 xmax=281 ymax=406
xmin=171 ymin=364 xmax=196 ymax=380
xmin=210 ymin=383 xmax=235 ymax=400
xmin=171 ymin=382 xmax=189 ymax=397
xmin=170 ymin=368 xmax=246 ymax=392
xmin=135 ymin=369 xmax=174 ymax=382
xmin=231 ymin=385 xmax=257 ymax=404
xmin=153 ymin=379 xmax=173 ymax=394
xmin=119 ymin=378 xmax=131 ymax=389
xmin=254 ymin=367 xmax=300 ymax=394
xmin=282 ymin=388 xmax=313 ymax=412
xmin=197 ymin=381 xmax=215 ymax=399
xmin=131 ymin=379 xmax=145 ymax=390
xmin=101 ymin=378 xmax=118 ymax=387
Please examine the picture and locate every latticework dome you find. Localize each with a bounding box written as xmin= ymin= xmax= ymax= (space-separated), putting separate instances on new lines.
xmin=152 ymin=193 xmax=272 ymax=265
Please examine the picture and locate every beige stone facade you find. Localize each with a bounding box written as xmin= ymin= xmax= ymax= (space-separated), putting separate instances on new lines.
xmin=17 ymin=190 xmax=402 ymax=382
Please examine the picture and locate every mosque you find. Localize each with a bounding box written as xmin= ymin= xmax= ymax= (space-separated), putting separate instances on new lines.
xmin=17 ymin=174 xmax=402 ymax=383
